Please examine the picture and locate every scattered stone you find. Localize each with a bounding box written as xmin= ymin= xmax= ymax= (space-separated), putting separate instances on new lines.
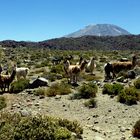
xmin=117 ymin=76 xmax=124 ymax=82
xmin=127 ymin=70 xmax=136 ymax=79
xmin=55 ymin=95 xmax=61 ymax=99
xmin=94 ymin=121 xmax=99 ymax=124
xmin=87 ymin=117 xmax=90 ymax=120
xmin=120 ymin=127 xmax=126 ymax=132
xmin=35 ymin=103 xmax=40 ymax=106
xmin=20 ymin=110 xmax=31 ymax=117
xmin=93 ymin=115 xmax=99 ymax=118
xmin=123 ymin=79 xmax=128 ymax=83
xmin=92 ymin=126 xmax=101 ymax=133
xmin=39 ymin=95 xmax=45 ymax=99
xmin=120 ymin=136 xmax=126 ymax=140
xmin=71 ymin=132 xmax=77 ymax=138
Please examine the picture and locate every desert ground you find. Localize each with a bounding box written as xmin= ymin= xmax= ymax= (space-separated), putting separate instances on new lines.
xmin=0 ymin=47 xmax=140 ymax=140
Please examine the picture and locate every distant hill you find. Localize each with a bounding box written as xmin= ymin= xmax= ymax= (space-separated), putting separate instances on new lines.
xmin=1 ymin=35 xmax=140 ymax=50
xmin=65 ymin=24 xmax=131 ymax=37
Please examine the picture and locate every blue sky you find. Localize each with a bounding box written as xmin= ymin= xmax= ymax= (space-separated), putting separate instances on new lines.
xmin=0 ymin=0 xmax=140 ymax=41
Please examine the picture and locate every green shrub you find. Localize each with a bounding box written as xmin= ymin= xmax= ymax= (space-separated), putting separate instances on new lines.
xmin=58 ymin=119 xmax=83 ymax=138
xmin=10 ymin=79 xmax=30 ymax=93
xmin=132 ymin=119 xmax=140 ymax=138
xmin=34 ymin=87 xmax=47 ymax=96
xmin=46 ymin=83 xmax=71 ymax=96
xmin=0 ymin=112 xmax=83 ymax=140
xmin=102 ymin=83 xmax=124 ymax=96
xmin=77 ymin=82 xmax=98 ymax=99
xmin=134 ymin=78 xmax=140 ymax=89
xmin=50 ymin=64 xmax=64 ymax=74
xmin=84 ymin=98 xmax=97 ymax=108
xmin=0 ymin=96 xmax=6 ymax=110
xmin=118 ymin=87 xmax=138 ymax=105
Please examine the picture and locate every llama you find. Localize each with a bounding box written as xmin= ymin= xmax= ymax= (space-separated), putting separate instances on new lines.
xmin=104 ymin=55 xmax=137 ymax=80
xmin=64 ymin=59 xmax=87 ymax=84
xmin=0 ymin=65 xmax=16 ymax=92
xmin=85 ymin=57 xmax=96 ymax=75
xmin=16 ymin=67 xmax=29 ymax=80
xmin=51 ymin=56 xmax=63 ymax=65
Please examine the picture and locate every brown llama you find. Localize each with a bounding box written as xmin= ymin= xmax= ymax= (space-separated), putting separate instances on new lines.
xmin=64 ymin=59 xmax=87 ymax=84
xmin=104 ymin=55 xmax=137 ymax=79
xmin=0 ymin=65 xmax=16 ymax=92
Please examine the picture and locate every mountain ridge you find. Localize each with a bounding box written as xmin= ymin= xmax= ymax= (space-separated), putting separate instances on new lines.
xmin=65 ymin=24 xmax=131 ymax=37
xmin=1 ymin=35 xmax=140 ymax=50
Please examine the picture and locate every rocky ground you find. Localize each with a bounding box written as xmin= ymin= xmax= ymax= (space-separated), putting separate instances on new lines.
xmin=1 ymin=65 xmax=140 ymax=140
xmin=2 ymin=81 xmax=140 ymax=140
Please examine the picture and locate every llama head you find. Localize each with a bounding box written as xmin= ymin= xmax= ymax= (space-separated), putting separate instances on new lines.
xmin=63 ymin=60 xmax=70 ymax=68
xmin=80 ymin=59 xmax=88 ymax=70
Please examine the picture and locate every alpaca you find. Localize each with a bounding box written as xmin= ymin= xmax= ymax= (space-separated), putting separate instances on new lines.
xmin=104 ymin=55 xmax=137 ymax=79
xmin=0 ymin=65 xmax=16 ymax=92
xmin=16 ymin=67 xmax=29 ymax=80
xmin=64 ymin=59 xmax=87 ymax=84
xmin=85 ymin=57 xmax=96 ymax=75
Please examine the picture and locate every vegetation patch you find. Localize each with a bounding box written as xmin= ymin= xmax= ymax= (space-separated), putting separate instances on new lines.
xmin=46 ymin=82 xmax=71 ymax=96
xmin=0 ymin=112 xmax=83 ymax=140
xmin=102 ymin=83 xmax=124 ymax=96
xmin=34 ymin=87 xmax=47 ymax=96
xmin=84 ymin=98 xmax=97 ymax=108
xmin=10 ymin=79 xmax=30 ymax=93
xmin=118 ymin=87 xmax=138 ymax=105
xmin=0 ymin=96 xmax=6 ymax=110
xmin=72 ymin=82 xmax=98 ymax=99
xmin=134 ymin=78 xmax=140 ymax=89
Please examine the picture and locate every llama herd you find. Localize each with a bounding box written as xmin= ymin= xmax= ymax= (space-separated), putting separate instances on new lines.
xmin=64 ymin=54 xmax=139 ymax=84
xmin=0 ymin=53 xmax=139 ymax=93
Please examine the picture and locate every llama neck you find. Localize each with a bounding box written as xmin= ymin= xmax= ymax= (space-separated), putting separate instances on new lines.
xmin=10 ymin=70 xmax=16 ymax=82
xmin=80 ymin=62 xmax=87 ymax=71
xmin=90 ymin=59 xmax=95 ymax=66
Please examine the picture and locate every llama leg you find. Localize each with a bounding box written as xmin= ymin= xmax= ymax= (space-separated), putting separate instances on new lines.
xmin=70 ymin=74 xmax=72 ymax=84
xmin=75 ymin=75 xmax=77 ymax=84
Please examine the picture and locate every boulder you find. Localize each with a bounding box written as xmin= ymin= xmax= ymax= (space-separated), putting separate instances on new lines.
xmin=127 ymin=70 xmax=135 ymax=79
xmin=29 ymin=77 xmax=49 ymax=89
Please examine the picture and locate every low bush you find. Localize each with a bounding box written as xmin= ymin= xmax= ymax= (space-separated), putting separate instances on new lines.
xmin=84 ymin=98 xmax=97 ymax=108
xmin=34 ymin=87 xmax=47 ymax=96
xmin=50 ymin=64 xmax=64 ymax=75
xmin=118 ymin=87 xmax=138 ymax=105
xmin=77 ymin=82 xmax=98 ymax=99
xmin=0 ymin=96 xmax=6 ymax=110
xmin=10 ymin=79 xmax=30 ymax=93
xmin=132 ymin=119 xmax=140 ymax=138
xmin=46 ymin=82 xmax=71 ymax=96
xmin=102 ymin=83 xmax=124 ymax=96
xmin=134 ymin=78 xmax=140 ymax=89
xmin=0 ymin=112 xmax=83 ymax=140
